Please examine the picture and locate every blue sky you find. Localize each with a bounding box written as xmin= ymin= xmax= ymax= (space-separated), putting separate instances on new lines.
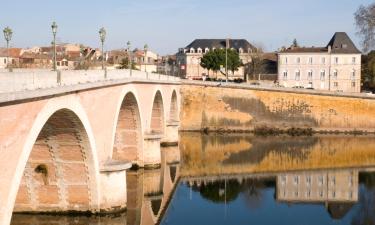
xmin=0 ymin=0 xmax=373 ymax=54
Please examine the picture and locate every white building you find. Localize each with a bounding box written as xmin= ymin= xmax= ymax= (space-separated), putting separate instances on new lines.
xmin=176 ymin=39 xmax=256 ymax=80
xmin=278 ymin=32 xmax=362 ymax=93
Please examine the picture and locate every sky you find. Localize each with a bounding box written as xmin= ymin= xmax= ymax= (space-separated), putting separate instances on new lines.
xmin=0 ymin=0 xmax=373 ymax=55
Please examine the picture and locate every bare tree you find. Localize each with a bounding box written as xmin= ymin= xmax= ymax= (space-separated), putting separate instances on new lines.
xmin=246 ymin=43 xmax=265 ymax=82
xmin=355 ymin=3 xmax=375 ymax=52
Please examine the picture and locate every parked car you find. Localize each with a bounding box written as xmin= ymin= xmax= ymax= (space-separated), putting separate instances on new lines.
xmin=250 ymin=82 xmax=260 ymax=86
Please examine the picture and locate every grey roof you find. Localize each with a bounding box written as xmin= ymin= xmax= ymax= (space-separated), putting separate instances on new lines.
xmin=326 ymin=32 xmax=361 ymax=54
xmin=185 ymin=39 xmax=256 ymax=51
xmin=280 ymin=32 xmax=361 ymax=54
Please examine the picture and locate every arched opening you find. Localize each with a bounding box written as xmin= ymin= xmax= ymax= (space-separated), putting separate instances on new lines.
xmin=150 ymin=91 xmax=164 ymax=134
xmin=113 ymin=92 xmax=142 ymax=163
xmin=169 ymin=90 xmax=178 ymax=122
xmin=13 ymin=109 xmax=94 ymax=214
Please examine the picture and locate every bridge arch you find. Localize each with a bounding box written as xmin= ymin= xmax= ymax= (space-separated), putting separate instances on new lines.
xmin=5 ymin=97 xmax=100 ymax=224
xmin=169 ymin=90 xmax=179 ymax=122
xmin=150 ymin=90 xmax=165 ymax=134
xmin=112 ymin=91 xmax=143 ymax=165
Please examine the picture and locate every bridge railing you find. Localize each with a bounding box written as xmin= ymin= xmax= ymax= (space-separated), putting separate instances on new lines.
xmin=0 ymin=69 xmax=180 ymax=93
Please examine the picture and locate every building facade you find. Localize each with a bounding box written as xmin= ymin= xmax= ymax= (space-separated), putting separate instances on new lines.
xmin=176 ymin=39 xmax=256 ymax=80
xmin=278 ymin=32 xmax=361 ymax=93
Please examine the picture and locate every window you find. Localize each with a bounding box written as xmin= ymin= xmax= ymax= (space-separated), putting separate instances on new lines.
xmin=321 ymin=57 xmax=326 ymax=64
xmin=320 ymin=70 xmax=326 ymax=80
xmin=197 ymin=48 xmax=202 ymax=53
xmin=308 ymin=70 xmax=313 ymax=80
xmin=331 ymin=176 xmax=336 ymax=186
xmin=309 ymin=57 xmax=313 ymax=64
xmin=296 ymin=57 xmax=301 ymax=64
xmin=318 ymin=176 xmax=324 ymax=186
xmin=205 ymin=48 xmax=209 ymax=53
xmin=239 ymin=48 xmax=243 ymax=54
xmin=352 ymin=57 xmax=356 ymax=64
xmin=283 ymin=71 xmax=288 ymax=80
xmin=295 ymin=70 xmax=300 ymax=80
xmin=57 ymin=61 xmax=60 ymax=66
xmin=352 ymin=82 xmax=356 ymax=87
xmin=334 ymin=57 xmax=339 ymax=64
xmin=285 ymin=57 xmax=288 ymax=64
xmin=306 ymin=176 xmax=312 ymax=186
xmin=294 ymin=176 xmax=299 ymax=185
xmin=333 ymin=70 xmax=338 ymax=79
xmin=4 ymin=58 xmax=6 ymax=64
xmin=190 ymin=48 xmax=195 ymax=53
xmin=334 ymin=82 xmax=338 ymax=87
xmin=351 ymin=70 xmax=356 ymax=79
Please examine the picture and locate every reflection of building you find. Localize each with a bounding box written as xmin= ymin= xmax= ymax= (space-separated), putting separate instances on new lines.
xmin=276 ymin=169 xmax=358 ymax=203
xmin=176 ymin=39 xmax=256 ymax=80
xmin=277 ymin=32 xmax=361 ymax=92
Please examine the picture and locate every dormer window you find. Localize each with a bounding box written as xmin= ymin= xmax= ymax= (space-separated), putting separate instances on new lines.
xmin=205 ymin=48 xmax=209 ymax=53
xmin=197 ymin=48 xmax=202 ymax=53
xmin=248 ymin=48 xmax=252 ymax=53
xmin=239 ymin=48 xmax=244 ymax=54
xmin=190 ymin=48 xmax=195 ymax=53
xmin=342 ymin=44 xmax=347 ymax=48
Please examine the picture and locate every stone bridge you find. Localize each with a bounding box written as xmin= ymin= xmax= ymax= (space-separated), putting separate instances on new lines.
xmin=0 ymin=69 xmax=181 ymax=225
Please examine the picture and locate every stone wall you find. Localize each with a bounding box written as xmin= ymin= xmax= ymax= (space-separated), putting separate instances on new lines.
xmin=180 ymin=84 xmax=375 ymax=132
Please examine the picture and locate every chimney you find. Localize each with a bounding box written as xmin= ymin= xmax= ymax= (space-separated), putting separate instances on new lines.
xmin=328 ymin=45 xmax=332 ymax=53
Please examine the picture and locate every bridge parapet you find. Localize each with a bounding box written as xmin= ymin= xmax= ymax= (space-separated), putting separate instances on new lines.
xmin=0 ymin=69 xmax=180 ymax=94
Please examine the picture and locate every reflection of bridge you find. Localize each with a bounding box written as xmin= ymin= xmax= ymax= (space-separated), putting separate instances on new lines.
xmin=0 ymin=70 xmax=180 ymax=225
xmin=10 ymin=145 xmax=181 ymax=225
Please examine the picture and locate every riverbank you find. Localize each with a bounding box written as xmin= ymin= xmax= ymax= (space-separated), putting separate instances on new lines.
xmin=180 ymin=83 xmax=375 ymax=133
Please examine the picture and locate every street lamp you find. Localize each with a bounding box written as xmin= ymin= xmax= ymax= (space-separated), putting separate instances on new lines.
xmin=99 ymin=27 xmax=106 ymax=70
xmin=3 ymin=26 xmax=13 ymax=69
xmin=144 ymin=44 xmax=148 ymax=72
xmin=51 ymin=22 xmax=58 ymax=71
xmin=127 ymin=41 xmax=132 ymax=75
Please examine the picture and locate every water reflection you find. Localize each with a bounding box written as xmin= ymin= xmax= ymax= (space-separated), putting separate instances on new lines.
xmin=177 ymin=169 xmax=375 ymax=224
xmin=11 ymin=145 xmax=181 ymax=225
xmin=11 ymin=133 xmax=375 ymax=225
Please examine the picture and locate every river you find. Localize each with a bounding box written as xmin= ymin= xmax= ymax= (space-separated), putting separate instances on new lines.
xmin=11 ymin=133 xmax=375 ymax=225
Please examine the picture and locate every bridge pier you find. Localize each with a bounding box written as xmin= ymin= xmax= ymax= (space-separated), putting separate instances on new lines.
xmin=143 ymin=133 xmax=163 ymax=169
xmin=161 ymin=121 xmax=179 ymax=146
xmin=99 ymin=160 xmax=132 ymax=213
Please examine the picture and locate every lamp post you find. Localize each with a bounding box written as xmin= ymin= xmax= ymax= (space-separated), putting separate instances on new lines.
xmin=99 ymin=27 xmax=106 ymax=70
xmin=144 ymin=44 xmax=148 ymax=72
xmin=3 ymin=27 xmax=12 ymax=70
xmin=127 ymin=41 xmax=132 ymax=76
xmin=225 ymin=38 xmax=229 ymax=82
xmin=51 ymin=22 xmax=58 ymax=71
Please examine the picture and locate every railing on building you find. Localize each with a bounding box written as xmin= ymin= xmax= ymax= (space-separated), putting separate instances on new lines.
xmin=0 ymin=69 xmax=180 ymax=94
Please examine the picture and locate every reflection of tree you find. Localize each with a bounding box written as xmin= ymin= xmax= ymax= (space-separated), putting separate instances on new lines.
xmin=351 ymin=172 xmax=375 ymax=225
xmin=242 ymin=179 xmax=266 ymax=209
xmin=191 ymin=180 xmax=241 ymax=203
xmin=351 ymin=190 xmax=375 ymax=225
xmin=190 ymin=178 xmax=274 ymax=208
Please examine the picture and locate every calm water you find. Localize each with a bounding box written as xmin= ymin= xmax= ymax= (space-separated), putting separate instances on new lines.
xmin=11 ymin=134 xmax=375 ymax=225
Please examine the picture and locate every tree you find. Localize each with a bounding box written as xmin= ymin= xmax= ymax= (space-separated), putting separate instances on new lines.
xmin=292 ymin=38 xmax=299 ymax=47
xmin=355 ymin=3 xmax=375 ymax=52
xmin=247 ymin=47 xmax=265 ymax=81
xmin=361 ymin=51 xmax=375 ymax=89
xmin=200 ymin=49 xmax=242 ymax=78
xmin=117 ymin=57 xmax=137 ymax=69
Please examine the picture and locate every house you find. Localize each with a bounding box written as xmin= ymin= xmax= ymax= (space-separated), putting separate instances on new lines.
xmin=277 ymin=32 xmax=362 ymax=93
xmin=133 ymin=49 xmax=158 ymax=73
xmin=176 ymin=39 xmax=257 ymax=80
xmin=0 ymin=48 xmax=22 ymax=68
